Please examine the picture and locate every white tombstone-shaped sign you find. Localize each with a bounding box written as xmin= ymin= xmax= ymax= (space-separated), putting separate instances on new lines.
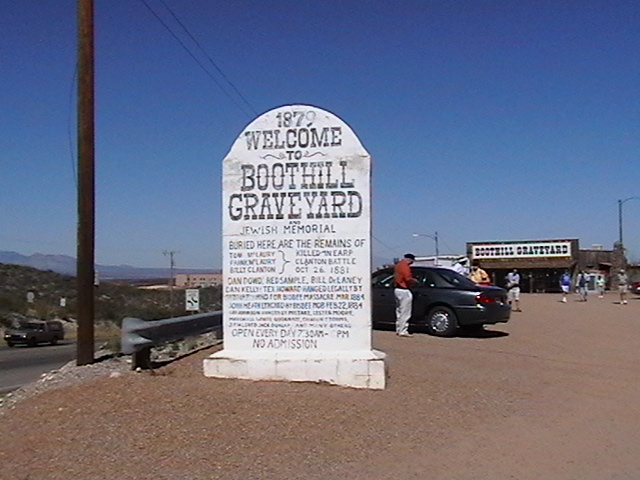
xmin=203 ymin=105 xmax=386 ymax=389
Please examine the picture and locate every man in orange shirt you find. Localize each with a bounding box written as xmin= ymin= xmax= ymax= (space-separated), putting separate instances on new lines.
xmin=394 ymin=253 xmax=416 ymax=337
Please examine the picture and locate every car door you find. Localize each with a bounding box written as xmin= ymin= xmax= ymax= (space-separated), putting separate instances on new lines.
xmin=371 ymin=269 xmax=396 ymax=327
xmin=412 ymin=268 xmax=481 ymax=324
xmin=408 ymin=268 xmax=440 ymax=321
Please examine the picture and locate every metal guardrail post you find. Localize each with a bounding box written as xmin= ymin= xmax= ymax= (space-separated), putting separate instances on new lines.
xmin=121 ymin=311 xmax=223 ymax=370
xmin=132 ymin=346 xmax=152 ymax=370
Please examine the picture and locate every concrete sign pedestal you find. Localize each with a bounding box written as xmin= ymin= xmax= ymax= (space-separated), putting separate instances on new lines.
xmin=204 ymin=350 xmax=386 ymax=389
xmin=204 ymin=105 xmax=386 ymax=389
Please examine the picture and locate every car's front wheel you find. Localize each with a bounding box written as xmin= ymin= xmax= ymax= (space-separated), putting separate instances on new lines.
xmin=425 ymin=306 xmax=458 ymax=337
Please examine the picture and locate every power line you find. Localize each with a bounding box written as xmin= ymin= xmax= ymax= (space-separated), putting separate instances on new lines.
xmin=138 ymin=0 xmax=257 ymax=119
xmin=156 ymin=0 xmax=258 ymax=116
xmin=67 ymin=64 xmax=78 ymax=190
xmin=372 ymin=235 xmax=397 ymax=253
xmin=374 ymin=233 xmax=461 ymax=257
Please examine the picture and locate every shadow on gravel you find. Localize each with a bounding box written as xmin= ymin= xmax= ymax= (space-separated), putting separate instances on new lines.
xmin=131 ymin=341 xmax=224 ymax=373
xmin=374 ymin=324 xmax=509 ymax=339
xmin=409 ymin=326 xmax=509 ymax=339
xmin=456 ymin=328 xmax=509 ymax=339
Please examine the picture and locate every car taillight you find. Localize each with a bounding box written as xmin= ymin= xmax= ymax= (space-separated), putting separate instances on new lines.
xmin=476 ymin=293 xmax=497 ymax=305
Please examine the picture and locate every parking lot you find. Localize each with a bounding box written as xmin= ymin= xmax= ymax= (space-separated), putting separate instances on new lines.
xmin=1 ymin=292 xmax=639 ymax=480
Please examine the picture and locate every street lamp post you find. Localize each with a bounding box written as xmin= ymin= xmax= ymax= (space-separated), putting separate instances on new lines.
xmin=413 ymin=232 xmax=439 ymax=265
xmin=618 ymin=197 xmax=640 ymax=245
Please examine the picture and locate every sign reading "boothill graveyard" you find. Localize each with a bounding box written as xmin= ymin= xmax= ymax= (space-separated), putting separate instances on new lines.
xmin=224 ymin=105 xmax=371 ymax=352
xmin=204 ymin=105 xmax=385 ymax=389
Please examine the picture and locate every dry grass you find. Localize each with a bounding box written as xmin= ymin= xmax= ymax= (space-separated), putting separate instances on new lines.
xmin=62 ymin=320 xmax=121 ymax=351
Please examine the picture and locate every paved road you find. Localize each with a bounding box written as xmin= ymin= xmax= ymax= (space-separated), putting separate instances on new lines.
xmin=0 ymin=342 xmax=76 ymax=394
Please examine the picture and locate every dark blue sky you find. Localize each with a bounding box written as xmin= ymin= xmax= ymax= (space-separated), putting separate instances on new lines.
xmin=2 ymin=0 xmax=639 ymax=267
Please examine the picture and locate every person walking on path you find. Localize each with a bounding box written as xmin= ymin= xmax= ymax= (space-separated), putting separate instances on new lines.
xmin=394 ymin=253 xmax=417 ymax=337
xmin=596 ymin=276 xmax=605 ymax=298
xmin=506 ymin=269 xmax=522 ymax=312
xmin=577 ymin=271 xmax=589 ymax=301
xmin=470 ymin=260 xmax=491 ymax=285
xmin=560 ymin=270 xmax=572 ymax=303
xmin=617 ymin=269 xmax=629 ymax=305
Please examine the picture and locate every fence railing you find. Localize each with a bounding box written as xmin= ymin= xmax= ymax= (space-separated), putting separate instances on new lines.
xmin=121 ymin=311 xmax=223 ymax=369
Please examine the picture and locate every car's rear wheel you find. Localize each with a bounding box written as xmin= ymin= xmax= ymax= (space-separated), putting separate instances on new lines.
xmin=50 ymin=337 xmax=58 ymax=345
xmin=425 ymin=306 xmax=457 ymax=337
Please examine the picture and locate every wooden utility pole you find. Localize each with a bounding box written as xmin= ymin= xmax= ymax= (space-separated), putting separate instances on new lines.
xmin=76 ymin=0 xmax=95 ymax=365
xmin=163 ymin=250 xmax=179 ymax=307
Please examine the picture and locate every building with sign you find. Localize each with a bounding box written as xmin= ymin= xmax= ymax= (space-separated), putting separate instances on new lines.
xmin=467 ymin=238 xmax=625 ymax=293
xmin=174 ymin=273 xmax=222 ymax=288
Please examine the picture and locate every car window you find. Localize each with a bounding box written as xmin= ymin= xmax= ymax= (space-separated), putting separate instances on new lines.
xmin=411 ymin=269 xmax=436 ymax=287
xmin=372 ymin=270 xmax=394 ymax=288
xmin=23 ymin=322 xmax=44 ymax=331
xmin=433 ymin=269 xmax=476 ymax=289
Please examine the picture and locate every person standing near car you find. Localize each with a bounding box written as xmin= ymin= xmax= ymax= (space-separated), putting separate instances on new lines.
xmin=394 ymin=253 xmax=417 ymax=337
xmin=560 ymin=270 xmax=572 ymax=303
xmin=452 ymin=257 xmax=470 ymax=277
xmin=506 ymin=268 xmax=521 ymax=312
xmin=617 ymin=269 xmax=629 ymax=305
xmin=470 ymin=260 xmax=491 ymax=285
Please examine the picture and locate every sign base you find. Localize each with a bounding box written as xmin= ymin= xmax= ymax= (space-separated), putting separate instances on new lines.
xmin=203 ymin=349 xmax=387 ymax=390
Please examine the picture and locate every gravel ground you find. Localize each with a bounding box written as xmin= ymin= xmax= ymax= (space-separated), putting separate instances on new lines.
xmin=0 ymin=352 xmax=133 ymax=414
xmin=1 ymin=293 xmax=639 ymax=480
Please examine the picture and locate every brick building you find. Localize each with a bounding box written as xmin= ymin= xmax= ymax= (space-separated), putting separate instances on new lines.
xmin=174 ymin=273 xmax=222 ymax=288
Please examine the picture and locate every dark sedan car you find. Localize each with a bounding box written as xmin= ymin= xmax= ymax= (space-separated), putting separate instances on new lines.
xmin=372 ymin=266 xmax=511 ymax=336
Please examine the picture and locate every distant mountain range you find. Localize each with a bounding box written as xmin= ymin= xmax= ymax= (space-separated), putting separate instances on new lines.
xmin=0 ymin=251 xmax=218 ymax=280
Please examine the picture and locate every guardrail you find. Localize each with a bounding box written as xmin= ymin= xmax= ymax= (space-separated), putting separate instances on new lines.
xmin=121 ymin=311 xmax=223 ymax=370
